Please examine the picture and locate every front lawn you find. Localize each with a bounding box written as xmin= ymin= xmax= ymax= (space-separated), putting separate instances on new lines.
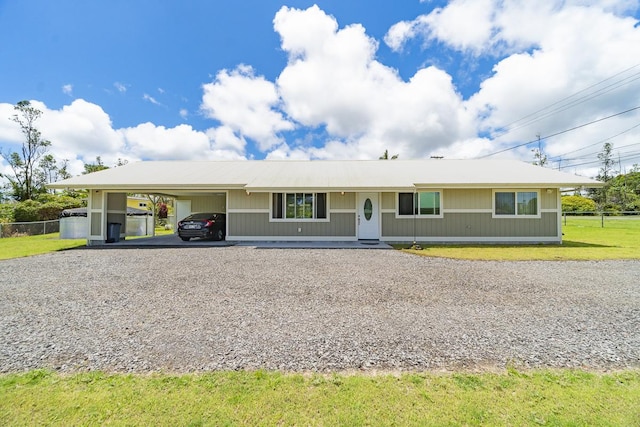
xmin=400 ymin=216 xmax=640 ymax=260
xmin=0 ymin=233 xmax=85 ymax=260
xmin=1 ymin=369 xmax=638 ymax=426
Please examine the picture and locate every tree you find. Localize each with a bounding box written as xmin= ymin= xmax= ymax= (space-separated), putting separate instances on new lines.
xmin=530 ymin=134 xmax=548 ymax=167
xmin=532 ymin=148 xmax=547 ymax=167
xmin=37 ymin=155 xmax=72 ymax=193
xmin=596 ymin=142 xmax=616 ymax=183
xmin=592 ymin=142 xmax=618 ymax=208
xmin=0 ymin=100 xmax=51 ymax=201
xmin=379 ymin=149 xmax=398 ymax=160
xmin=82 ymin=156 xmax=109 ymax=174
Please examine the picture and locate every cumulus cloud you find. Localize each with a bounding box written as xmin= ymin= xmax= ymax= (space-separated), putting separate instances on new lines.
xmin=379 ymin=0 xmax=640 ymax=170
xmin=121 ymin=123 xmax=210 ymax=160
xmin=273 ymin=5 xmax=474 ymax=159
xmin=201 ymin=65 xmax=294 ymax=151
xmin=62 ymin=84 xmax=73 ymax=96
xmin=0 ymin=99 xmax=245 ymax=177
xmin=464 ymin=2 xmax=640 ymax=161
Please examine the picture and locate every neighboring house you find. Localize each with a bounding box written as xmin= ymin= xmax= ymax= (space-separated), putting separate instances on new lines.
xmin=127 ymin=196 xmax=150 ymax=211
xmin=49 ymin=159 xmax=601 ymax=245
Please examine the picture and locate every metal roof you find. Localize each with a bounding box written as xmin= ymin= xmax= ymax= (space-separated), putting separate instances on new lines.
xmin=48 ymin=159 xmax=602 ymax=193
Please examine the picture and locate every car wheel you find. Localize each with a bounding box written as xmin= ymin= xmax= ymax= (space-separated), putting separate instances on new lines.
xmin=181 ymin=237 xmax=190 ymax=241
xmin=214 ymin=229 xmax=224 ymax=241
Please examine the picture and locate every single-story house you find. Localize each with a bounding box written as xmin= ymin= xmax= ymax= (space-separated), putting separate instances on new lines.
xmin=49 ymin=159 xmax=602 ymax=245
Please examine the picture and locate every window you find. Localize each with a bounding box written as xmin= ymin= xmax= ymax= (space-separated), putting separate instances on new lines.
xmin=272 ymin=193 xmax=328 ymax=220
xmin=397 ymin=191 xmax=441 ymax=217
xmin=494 ymin=191 xmax=538 ymax=217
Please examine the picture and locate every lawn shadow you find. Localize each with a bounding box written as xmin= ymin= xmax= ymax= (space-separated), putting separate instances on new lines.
xmin=561 ymin=240 xmax=613 ymax=248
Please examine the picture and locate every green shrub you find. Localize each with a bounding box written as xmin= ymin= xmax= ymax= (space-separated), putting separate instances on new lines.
xmin=11 ymin=196 xmax=85 ymax=222
xmin=562 ymin=195 xmax=596 ymax=215
xmin=0 ymin=204 xmax=15 ymax=223
xmin=13 ymin=200 xmax=41 ymax=222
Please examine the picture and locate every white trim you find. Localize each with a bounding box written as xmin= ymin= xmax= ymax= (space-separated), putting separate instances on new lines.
xmin=227 ymin=235 xmax=357 ymax=242
xmin=268 ymin=192 xmax=331 ymax=223
xmin=269 ymin=218 xmax=331 ymax=223
xmin=381 ymin=236 xmax=562 ymax=243
xmin=395 ymin=190 xmax=444 ymax=219
xmin=540 ymin=208 xmax=559 ymax=213
xmin=556 ymin=190 xmax=563 ymax=243
xmin=380 ymin=208 xmax=395 ymax=214
xmin=442 ymin=208 xmax=493 ymax=214
xmin=492 ymin=189 xmax=541 ymax=219
xmin=330 ymin=209 xmax=357 ymax=214
xmin=227 ymin=208 xmax=270 ymax=214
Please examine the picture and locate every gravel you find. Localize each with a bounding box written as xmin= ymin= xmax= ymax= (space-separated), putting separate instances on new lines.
xmin=1 ymin=247 xmax=639 ymax=373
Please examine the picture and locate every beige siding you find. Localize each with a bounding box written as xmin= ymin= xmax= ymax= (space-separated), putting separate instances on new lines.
xmin=107 ymin=193 xmax=127 ymax=211
xmin=541 ymin=189 xmax=557 ymax=209
xmin=229 ymin=190 xmax=269 ymax=210
xmin=229 ymin=213 xmax=355 ymax=237
xmin=330 ymin=192 xmax=355 ymax=210
xmin=90 ymin=190 xmax=103 ymax=210
xmin=381 ymin=192 xmax=395 ymax=210
xmin=90 ymin=214 xmax=102 ymax=235
xmin=382 ymin=212 xmax=558 ymax=238
xmin=444 ymin=189 xmax=492 ymax=210
xmin=187 ymin=194 xmax=226 ymax=212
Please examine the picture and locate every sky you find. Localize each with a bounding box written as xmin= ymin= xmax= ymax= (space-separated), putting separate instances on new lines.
xmin=1 ymin=0 xmax=640 ymax=181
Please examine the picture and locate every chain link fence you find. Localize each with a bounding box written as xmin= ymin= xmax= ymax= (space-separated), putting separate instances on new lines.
xmin=562 ymin=211 xmax=640 ymax=227
xmin=0 ymin=220 xmax=60 ymax=238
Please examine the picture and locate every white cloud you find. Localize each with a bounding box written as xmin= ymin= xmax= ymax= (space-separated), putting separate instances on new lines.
xmin=205 ymin=126 xmax=248 ymax=160
xmin=62 ymin=84 xmax=73 ymax=96
xmin=378 ymin=1 xmax=640 ymax=171
xmin=273 ymin=5 xmax=474 ymax=160
xmin=0 ymin=99 xmax=246 ymax=179
xmin=179 ymin=108 xmax=188 ymax=119
xmin=465 ymin=2 xmax=640 ymax=163
xmin=114 ymin=82 xmax=127 ymax=93
xmin=143 ymin=93 xmax=162 ymax=106
xmin=201 ymin=65 xmax=294 ymax=151
xmin=121 ymin=123 xmax=210 ymax=160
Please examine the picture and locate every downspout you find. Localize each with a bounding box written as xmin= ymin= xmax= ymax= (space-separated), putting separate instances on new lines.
xmin=411 ymin=187 xmax=422 ymax=250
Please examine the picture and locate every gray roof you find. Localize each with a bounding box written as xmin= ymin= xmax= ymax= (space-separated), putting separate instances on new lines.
xmin=49 ymin=159 xmax=601 ymax=194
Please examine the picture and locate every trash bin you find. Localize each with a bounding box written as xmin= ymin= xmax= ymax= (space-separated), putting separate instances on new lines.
xmin=106 ymin=222 xmax=122 ymax=243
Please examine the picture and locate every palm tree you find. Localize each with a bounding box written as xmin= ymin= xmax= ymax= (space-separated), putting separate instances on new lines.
xmin=379 ymin=149 xmax=398 ymax=160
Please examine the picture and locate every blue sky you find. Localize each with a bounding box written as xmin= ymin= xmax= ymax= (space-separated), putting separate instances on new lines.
xmin=1 ymin=0 xmax=640 ymax=178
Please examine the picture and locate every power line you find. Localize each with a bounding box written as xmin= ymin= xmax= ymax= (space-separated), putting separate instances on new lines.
xmin=548 ymin=122 xmax=640 ymax=159
xmin=478 ymin=105 xmax=640 ymax=158
xmin=491 ymin=63 xmax=640 ymax=138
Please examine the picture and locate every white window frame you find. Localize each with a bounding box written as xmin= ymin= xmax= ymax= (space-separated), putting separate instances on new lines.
xmin=395 ymin=190 xmax=444 ymax=219
xmin=269 ymin=192 xmax=330 ymax=222
xmin=492 ymin=189 xmax=541 ymax=218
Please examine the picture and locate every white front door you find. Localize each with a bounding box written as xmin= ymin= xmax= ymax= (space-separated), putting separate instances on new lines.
xmin=357 ymin=192 xmax=379 ymax=239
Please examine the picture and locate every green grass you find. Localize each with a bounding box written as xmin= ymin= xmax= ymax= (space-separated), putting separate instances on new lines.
xmin=0 ymin=228 xmax=175 ymax=259
xmin=400 ymin=216 xmax=640 ymax=260
xmin=1 ymin=369 xmax=638 ymax=426
xmin=0 ymin=233 xmax=85 ymax=260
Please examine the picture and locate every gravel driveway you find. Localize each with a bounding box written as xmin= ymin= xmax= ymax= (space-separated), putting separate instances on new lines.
xmin=1 ymin=247 xmax=639 ymax=373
